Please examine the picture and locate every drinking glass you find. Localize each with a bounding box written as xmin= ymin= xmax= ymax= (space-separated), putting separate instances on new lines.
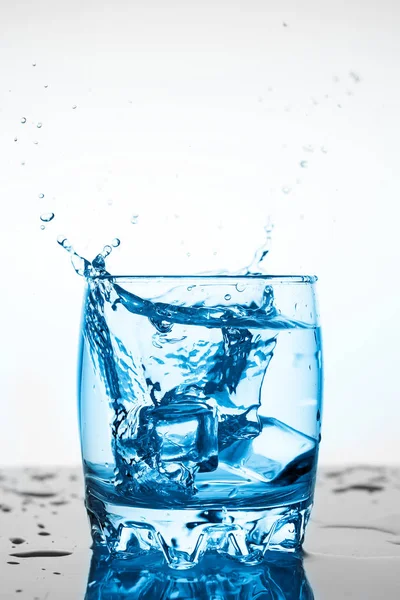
xmin=78 ymin=275 xmax=322 ymax=569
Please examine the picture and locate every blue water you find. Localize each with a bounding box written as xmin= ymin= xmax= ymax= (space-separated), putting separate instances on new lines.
xmin=79 ymin=274 xmax=321 ymax=507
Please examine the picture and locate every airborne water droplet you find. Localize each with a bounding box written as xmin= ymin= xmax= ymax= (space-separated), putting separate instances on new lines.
xmin=72 ymin=105 xmax=77 ymax=109
xmin=102 ymin=245 xmax=112 ymax=257
xmin=37 ymin=122 xmax=42 ymax=128
xmin=224 ymin=294 xmax=231 ymax=301
xmin=21 ymin=117 xmax=26 ymax=124
xmin=111 ymin=238 xmax=120 ymax=247
xmin=282 ymin=187 xmax=291 ymax=194
xmin=38 ymin=193 xmax=44 ymax=198
xmin=14 ymin=137 xmax=17 ymax=142
xmin=33 ymin=140 xmax=39 ymax=145
xmin=131 ymin=214 xmax=139 ymax=224
xmin=40 ymin=212 xmax=54 ymax=222
xmin=300 ymin=160 xmax=308 ymax=168
xmin=40 ymin=225 xmax=45 ymax=230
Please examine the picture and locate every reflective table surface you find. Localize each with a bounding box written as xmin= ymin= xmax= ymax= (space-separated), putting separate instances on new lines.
xmin=1 ymin=466 xmax=399 ymax=598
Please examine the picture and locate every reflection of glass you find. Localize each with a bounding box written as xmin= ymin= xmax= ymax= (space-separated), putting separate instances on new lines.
xmin=79 ymin=276 xmax=322 ymax=568
xmin=85 ymin=549 xmax=314 ymax=599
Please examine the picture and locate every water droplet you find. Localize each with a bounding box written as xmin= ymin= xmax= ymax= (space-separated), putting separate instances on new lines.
xmin=102 ymin=245 xmax=112 ymax=257
xmin=37 ymin=122 xmax=42 ymax=128
xmin=186 ymin=252 xmax=191 ymax=257
xmin=33 ymin=140 xmax=39 ymax=145
xmin=321 ymin=146 xmax=328 ymax=154
xmin=282 ymin=187 xmax=291 ymax=194
xmin=32 ymin=62 xmax=36 ymax=67
xmin=72 ymin=105 xmax=77 ymax=109
xmin=20 ymin=161 xmax=25 ymax=166
xmin=224 ymin=294 xmax=231 ymax=301
xmin=21 ymin=117 xmax=26 ymax=124
xmin=14 ymin=137 xmax=17 ymax=142
xmin=131 ymin=214 xmax=139 ymax=224
xmin=105 ymin=462 xmax=109 ymax=468
xmin=302 ymin=144 xmax=314 ymax=153
xmin=57 ymin=235 xmax=72 ymax=251
xmin=349 ymin=71 xmax=361 ymax=83
xmin=40 ymin=225 xmax=45 ymax=230
xmin=44 ymin=84 xmax=48 ymax=89
xmin=107 ymin=198 xmax=113 ymax=206
xmin=187 ymin=285 xmax=194 ymax=291
xmin=300 ymin=160 xmax=308 ymax=168
xmin=38 ymin=193 xmax=44 ymax=198
xmin=40 ymin=212 xmax=54 ymax=222
xmin=235 ymin=283 xmax=245 ymax=292
xmin=111 ymin=238 xmax=120 ymax=247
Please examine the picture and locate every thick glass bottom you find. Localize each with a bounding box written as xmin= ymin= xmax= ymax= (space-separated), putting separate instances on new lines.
xmin=86 ymin=489 xmax=312 ymax=570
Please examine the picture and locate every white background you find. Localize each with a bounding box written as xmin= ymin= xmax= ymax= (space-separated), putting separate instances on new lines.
xmin=0 ymin=0 xmax=399 ymax=466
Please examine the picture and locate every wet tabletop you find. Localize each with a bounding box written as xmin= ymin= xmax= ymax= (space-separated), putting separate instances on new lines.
xmin=1 ymin=466 xmax=400 ymax=599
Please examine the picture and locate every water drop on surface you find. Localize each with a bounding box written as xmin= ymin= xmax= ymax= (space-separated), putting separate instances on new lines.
xmin=37 ymin=122 xmax=42 ymax=128
xmin=131 ymin=214 xmax=139 ymax=224
xmin=300 ymin=160 xmax=308 ymax=168
xmin=20 ymin=117 xmax=26 ymax=124
xmin=224 ymin=294 xmax=232 ymax=301
xmin=111 ymin=238 xmax=120 ymax=247
xmin=40 ymin=212 xmax=54 ymax=222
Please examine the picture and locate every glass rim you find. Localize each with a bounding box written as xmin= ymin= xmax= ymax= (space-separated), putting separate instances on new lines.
xmin=94 ymin=274 xmax=318 ymax=284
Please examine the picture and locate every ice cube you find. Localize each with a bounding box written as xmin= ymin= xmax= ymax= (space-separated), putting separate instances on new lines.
xmin=219 ymin=417 xmax=316 ymax=484
xmin=114 ymin=400 xmax=218 ymax=499
xmin=151 ymin=401 xmax=218 ymax=473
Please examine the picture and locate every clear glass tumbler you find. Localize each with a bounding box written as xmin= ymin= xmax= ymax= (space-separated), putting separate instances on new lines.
xmin=78 ymin=275 xmax=322 ymax=569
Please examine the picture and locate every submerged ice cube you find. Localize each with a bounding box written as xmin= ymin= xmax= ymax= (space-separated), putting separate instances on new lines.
xmin=114 ymin=400 xmax=218 ymax=500
xmin=219 ymin=417 xmax=316 ymax=485
xmin=151 ymin=401 xmax=218 ymax=473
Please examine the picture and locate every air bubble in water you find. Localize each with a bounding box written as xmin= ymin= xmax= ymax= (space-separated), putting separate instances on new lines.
xmin=300 ymin=160 xmax=308 ymax=168
xmin=111 ymin=238 xmax=120 ymax=247
xmin=235 ymin=283 xmax=245 ymax=292
xmin=21 ymin=117 xmax=26 ymax=124
xmin=131 ymin=215 xmax=139 ymax=224
xmin=40 ymin=212 xmax=54 ymax=222
xmin=37 ymin=122 xmax=42 ymax=129
xmin=224 ymin=294 xmax=232 ymax=301
xmin=38 ymin=193 xmax=44 ymax=199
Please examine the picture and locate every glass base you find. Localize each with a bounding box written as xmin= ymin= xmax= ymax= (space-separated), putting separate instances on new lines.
xmin=86 ymin=491 xmax=312 ymax=570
